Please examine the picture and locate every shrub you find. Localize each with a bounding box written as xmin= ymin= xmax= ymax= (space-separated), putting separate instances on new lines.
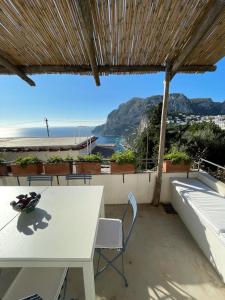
xmin=47 ymin=155 xmax=66 ymax=163
xmin=15 ymin=156 xmax=41 ymax=168
xmin=64 ymin=155 xmax=74 ymax=161
xmin=164 ymin=151 xmax=191 ymax=165
xmin=110 ymin=150 xmax=136 ymax=164
xmin=77 ymin=153 xmax=103 ymax=162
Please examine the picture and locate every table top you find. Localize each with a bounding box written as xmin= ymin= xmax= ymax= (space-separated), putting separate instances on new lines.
xmin=0 ymin=186 xmax=104 ymax=265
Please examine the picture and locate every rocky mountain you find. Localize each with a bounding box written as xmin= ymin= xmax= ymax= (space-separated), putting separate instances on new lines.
xmin=92 ymin=93 xmax=225 ymax=136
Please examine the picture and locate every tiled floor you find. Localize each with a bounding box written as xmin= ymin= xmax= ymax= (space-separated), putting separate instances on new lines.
xmin=65 ymin=204 xmax=225 ymax=300
xmin=1 ymin=204 xmax=225 ymax=300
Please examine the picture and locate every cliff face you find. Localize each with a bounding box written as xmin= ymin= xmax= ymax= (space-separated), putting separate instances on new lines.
xmin=92 ymin=93 xmax=225 ymax=136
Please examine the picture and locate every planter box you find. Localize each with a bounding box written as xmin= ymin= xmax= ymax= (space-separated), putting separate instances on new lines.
xmin=111 ymin=162 xmax=135 ymax=174
xmin=44 ymin=162 xmax=71 ymax=175
xmin=0 ymin=165 xmax=8 ymax=176
xmin=11 ymin=163 xmax=43 ymax=176
xmin=76 ymin=161 xmax=101 ymax=174
xmin=163 ymin=160 xmax=190 ymax=173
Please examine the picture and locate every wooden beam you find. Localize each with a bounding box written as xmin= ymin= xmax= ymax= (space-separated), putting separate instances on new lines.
xmin=0 ymin=64 xmax=216 ymax=75
xmin=0 ymin=54 xmax=35 ymax=86
xmin=153 ymin=64 xmax=171 ymax=206
xmin=172 ymin=0 xmax=225 ymax=76
xmin=75 ymin=0 xmax=100 ymax=86
xmin=178 ymin=65 xmax=216 ymax=73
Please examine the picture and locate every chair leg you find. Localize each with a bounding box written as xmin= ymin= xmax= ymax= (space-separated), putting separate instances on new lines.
xmin=62 ymin=271 xmax=68 ymax=300
xmin=96 ymin=249 xmax=101 ymax=273
xmin=95 ymin=250 xmax=128 ymax=287
xmin=121 ymin=252 xmax=124 ymax=275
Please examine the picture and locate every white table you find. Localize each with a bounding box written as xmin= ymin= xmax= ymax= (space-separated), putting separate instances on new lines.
xmin=0 ymin=185 xmax=104 ymax=300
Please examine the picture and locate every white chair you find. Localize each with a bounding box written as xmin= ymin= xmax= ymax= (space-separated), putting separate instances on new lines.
xmin=95 ymin=192 xmax=137 ymax=287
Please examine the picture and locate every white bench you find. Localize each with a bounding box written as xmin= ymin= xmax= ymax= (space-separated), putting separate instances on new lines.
xmin=171 ymin=178 xmax=225 ymax=283
xmin=3 ymin=267 xmax=68 ymax=300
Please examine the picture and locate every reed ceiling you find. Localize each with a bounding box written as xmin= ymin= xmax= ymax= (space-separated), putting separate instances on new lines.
xmin=0 ymin=0 xmax=224 ymax=85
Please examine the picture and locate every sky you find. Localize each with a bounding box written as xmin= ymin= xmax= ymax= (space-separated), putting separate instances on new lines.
xmin=0 ymin=58 xmax=225 ymax=128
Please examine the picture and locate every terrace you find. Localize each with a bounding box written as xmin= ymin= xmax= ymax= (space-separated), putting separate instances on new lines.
xmin=0 ymin=171 xmax=225 ymax=300
xmin=1 ymin=169 xmax=225 ymax=300
xmin=1 ymin=1 xmax=225 ymax=299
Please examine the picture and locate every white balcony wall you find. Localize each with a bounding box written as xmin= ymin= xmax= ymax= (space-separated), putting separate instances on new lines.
xmin=3 ymin=171 xmax=223 ymax=204
xmin=0 ymin=173 xmax=155 ymax=204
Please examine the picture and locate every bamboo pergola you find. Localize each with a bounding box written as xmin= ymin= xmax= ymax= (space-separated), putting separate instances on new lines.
xmin=1 ymin=0 xmax=225 ymax=204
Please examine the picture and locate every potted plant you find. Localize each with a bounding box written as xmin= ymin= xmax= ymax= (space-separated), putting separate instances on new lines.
xmin=44 ymin=155 xmax=71 ymax=175
xmin=11 ymin=156 xmax=43 ymax=176
xmin=110 ymin=150 xmax=136 ymax=174
xmin=0 ymin=158 xmax=8 ymax=176
xmin=163 ymin=151 xmax=191 ymax=173
xmin=76 ymin=153 xmax=102 ymax=174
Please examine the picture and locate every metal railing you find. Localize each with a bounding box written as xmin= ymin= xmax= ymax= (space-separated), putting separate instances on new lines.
xmin=197 ymin=158 xmax=225 ymax=183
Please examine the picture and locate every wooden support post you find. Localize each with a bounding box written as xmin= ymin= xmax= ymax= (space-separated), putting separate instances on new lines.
xmin=153 ymin=65 xmax=171 ymax=206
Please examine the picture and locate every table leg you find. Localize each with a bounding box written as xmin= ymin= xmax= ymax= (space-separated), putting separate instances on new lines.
xmin=83 ymin=262 xmax=96 ymax=300
xmin=100 ymin=195 xmax=105 ymax=217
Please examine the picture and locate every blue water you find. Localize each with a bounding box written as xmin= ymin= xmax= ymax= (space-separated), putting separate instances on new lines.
xmin=0 ymin=126 xmax=124 ymax=151
xmin=97 ymin=136 xmax=125 ymax=151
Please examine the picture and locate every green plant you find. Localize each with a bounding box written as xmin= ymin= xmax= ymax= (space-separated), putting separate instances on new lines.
xmin=47 ymin=155 xmax=65 ymax=163
xmin=77 ymin=153 xmax=103 ymax=162
xmin=0 ymin=158 xmax=6 ymax=166
xmin=110 ymin=150 xmax=136 ymax=164
xmin=164 ymin=151 xmax=191 ymax=165
xmin=64 ymin=155 xmax=74 ymax=161
xmin=15 ymin=156 xmax=41 ymax=168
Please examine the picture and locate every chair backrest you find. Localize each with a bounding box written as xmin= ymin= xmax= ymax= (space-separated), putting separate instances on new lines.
xmin=27 ymin=176 xmax=53 ymax=186
xmin=122 ymin=192 xmax=137 ymax=250
xmin=19 ymin=294 xmax=43 ymax=300
xmin=66 ymin=174 xmax=92 ymax=185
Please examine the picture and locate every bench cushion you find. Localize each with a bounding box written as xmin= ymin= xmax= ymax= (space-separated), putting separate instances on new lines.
xmin=171 ymin=178 xmax=225 ymax=236
xmin=3 ymin=267 xmax=67 ymax=300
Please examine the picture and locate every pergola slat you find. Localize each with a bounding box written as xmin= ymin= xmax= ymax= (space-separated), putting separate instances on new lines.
xmin=0 ymin=1 xmax=224 ymax=84
xmin=172 ymin=0 xmax=225 ymax=76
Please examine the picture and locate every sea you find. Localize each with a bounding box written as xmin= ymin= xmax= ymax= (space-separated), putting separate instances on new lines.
xmin=0 ymin=126 xmax=125 ymax=151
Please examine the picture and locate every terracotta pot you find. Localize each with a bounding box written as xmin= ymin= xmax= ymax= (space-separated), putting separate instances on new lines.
xmin=44 ymin=162 xmax=71 ymax=175
xmin=111 ymin=162 xmax=135 ymax=174
xmin=0 ymin=165 xmax=8 ymax=176
xmin=163 ymin=160 xmax=190 ymax=173
xmin=76 ymin=161 xmax=101 ymax=174
xmin=11 ymin=163 xmax=43 ymax=176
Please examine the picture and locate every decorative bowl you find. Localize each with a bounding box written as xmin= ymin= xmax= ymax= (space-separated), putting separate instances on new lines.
xmin=10 ymin=192 xmax=41 ymax=213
